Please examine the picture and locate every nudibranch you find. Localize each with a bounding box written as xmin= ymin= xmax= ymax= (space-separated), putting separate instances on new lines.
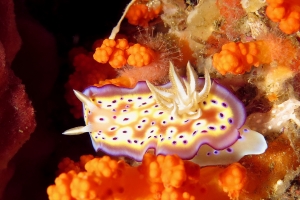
xmin=63 ymin=62 xmax=248 ymax=162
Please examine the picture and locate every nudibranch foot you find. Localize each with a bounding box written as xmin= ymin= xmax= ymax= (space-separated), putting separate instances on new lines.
xmin=191 ymin=125 xmax=268 ymax=166
xmin=64 ymin=62 xmax=246 ymax=163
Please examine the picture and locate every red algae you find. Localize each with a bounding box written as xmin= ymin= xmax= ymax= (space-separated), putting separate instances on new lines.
xmin=65 ymin=53 xmax=116 ymax=118
xmin=216 ymin=0 xmax=246 ymax=40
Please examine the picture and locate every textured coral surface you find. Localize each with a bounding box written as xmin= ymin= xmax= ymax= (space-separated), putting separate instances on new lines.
xmin=0 ymin=0 xmax=36 ymax=198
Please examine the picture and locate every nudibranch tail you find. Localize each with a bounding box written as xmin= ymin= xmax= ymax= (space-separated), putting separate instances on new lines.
xmin=192 ymin=125 xmax=267 ymax=166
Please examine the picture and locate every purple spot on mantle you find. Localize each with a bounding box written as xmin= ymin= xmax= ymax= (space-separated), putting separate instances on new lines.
xmin=123 ymin=118 xmax=129 ymax=121
xmin=208 ymin=126 xmax=215 ymax=130
xmin=183 ymin=140 xmax=188 ymax=144
xmin=112 ymin=100 xmax=117 ymax=103
xmin=127 ymin=140 xmax=131 ymax=143
xmin=140 ymin=141 xmax=144 ymax=145
xmin=134 ymin=140 xmax=138 ymax=143
xmin=179 ymin=135 xmax=184 ymax=138
xmin=137 ymin=125 xmax=142 ymax=129
xmin=196 ymin=122 xmax=201 ymax=126
xmin=201 ymin=130 xmax=207 ymax=133
xmin=112 ymin=137 xmax=118 ymax=140
xmin=193 ymin=130 xmax=198 ymax=135
xmin=123 ymin=130 xmax=127 ymax=133
xmin=137 ymin=97 xmax=142 ymax=100
xmin=243 ymin=128 xmax=249 ymax=132
xmin=99 ymin=118 xmax=104 ymax=121
xmin=211 ymin=99 xmax=217 ymax=104
xmin=98 ymin=101 xmax=102 ymax=104
xmin=203 ymin=101 xmax=207 ymax=105
xmin=110 ymin=127 xmax=116 ymax=131
xmin=222 ymin=102 xmax=228 ymax=107
xmin=172 ymin=141 xmax=177 ymax=145
xmin=219 ymin=113 xmax=224 ymax=118
xmin=214 ymin=150 xmax=219 ymax=154
xmin=207 ymin=152 xmax=210 ymax=156
xmin=227 ymin=148 xmax=232 ymax=152
xmin=159 ymin=111 xmax=163 ymax=115
xmin=220 ymin=125 xmax=226 ymax=130
xmin=113 ymin=116 xmax=117 ymax=119
xmin=228 ymin=118 xmax=233 ymax=124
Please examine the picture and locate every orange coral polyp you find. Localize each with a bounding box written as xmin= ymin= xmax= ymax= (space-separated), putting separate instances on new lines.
xmin=127 ymin=43 xmax=155 ymax=67
xmin=219 ymin=163 xmax=247 ymax=200
xmin=213 ymin=41 xmax=263 ymax=75
xmin=93 ymin=38 xmax=130 ymax=68
xmin=279 ymin=10 xmax=300 ymax=34
xmin=48 ymin=153 xmax=247 ymax=200
xmin=125 ymin=3 xmax=162 ymax=27
xmin=108 ymin=49 xmax=127 ymax=68
xmin=266 ymin=0 xmax=300 ymax=34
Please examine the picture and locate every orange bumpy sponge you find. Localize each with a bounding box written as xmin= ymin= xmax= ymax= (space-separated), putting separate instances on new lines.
xmin=266 ymin=0 xmax=300 ymax=34
xmin=219 ymin=163 xmax=247 ymax=200
xmin=127 ymin=43 xmax=156 ymax=67
xmin=212 ymin=41 xmax=269 ymax=75
xmin=47 ymin=153 xmax=247 ymax=200
xmin=93 ymin=38 xmax=129 ymax=68
xmin=125 ymin=2 xmax=162 ymax=27
xmin=94 ymin=38 xmax=157 ymax=68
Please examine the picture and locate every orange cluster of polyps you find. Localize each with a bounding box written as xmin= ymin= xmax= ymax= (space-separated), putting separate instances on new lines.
xmin=266 ymin=0 xmax=300 ymax=34
xmin=47 ymin=153 xmax=247 ymax=200
xmin=212 ymin=41 xmax=268 ymax=75
xmin=93 ymin=38 xmax=156 ymax=68
xmin=125 ymin=2 xmax=162 ymax=27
